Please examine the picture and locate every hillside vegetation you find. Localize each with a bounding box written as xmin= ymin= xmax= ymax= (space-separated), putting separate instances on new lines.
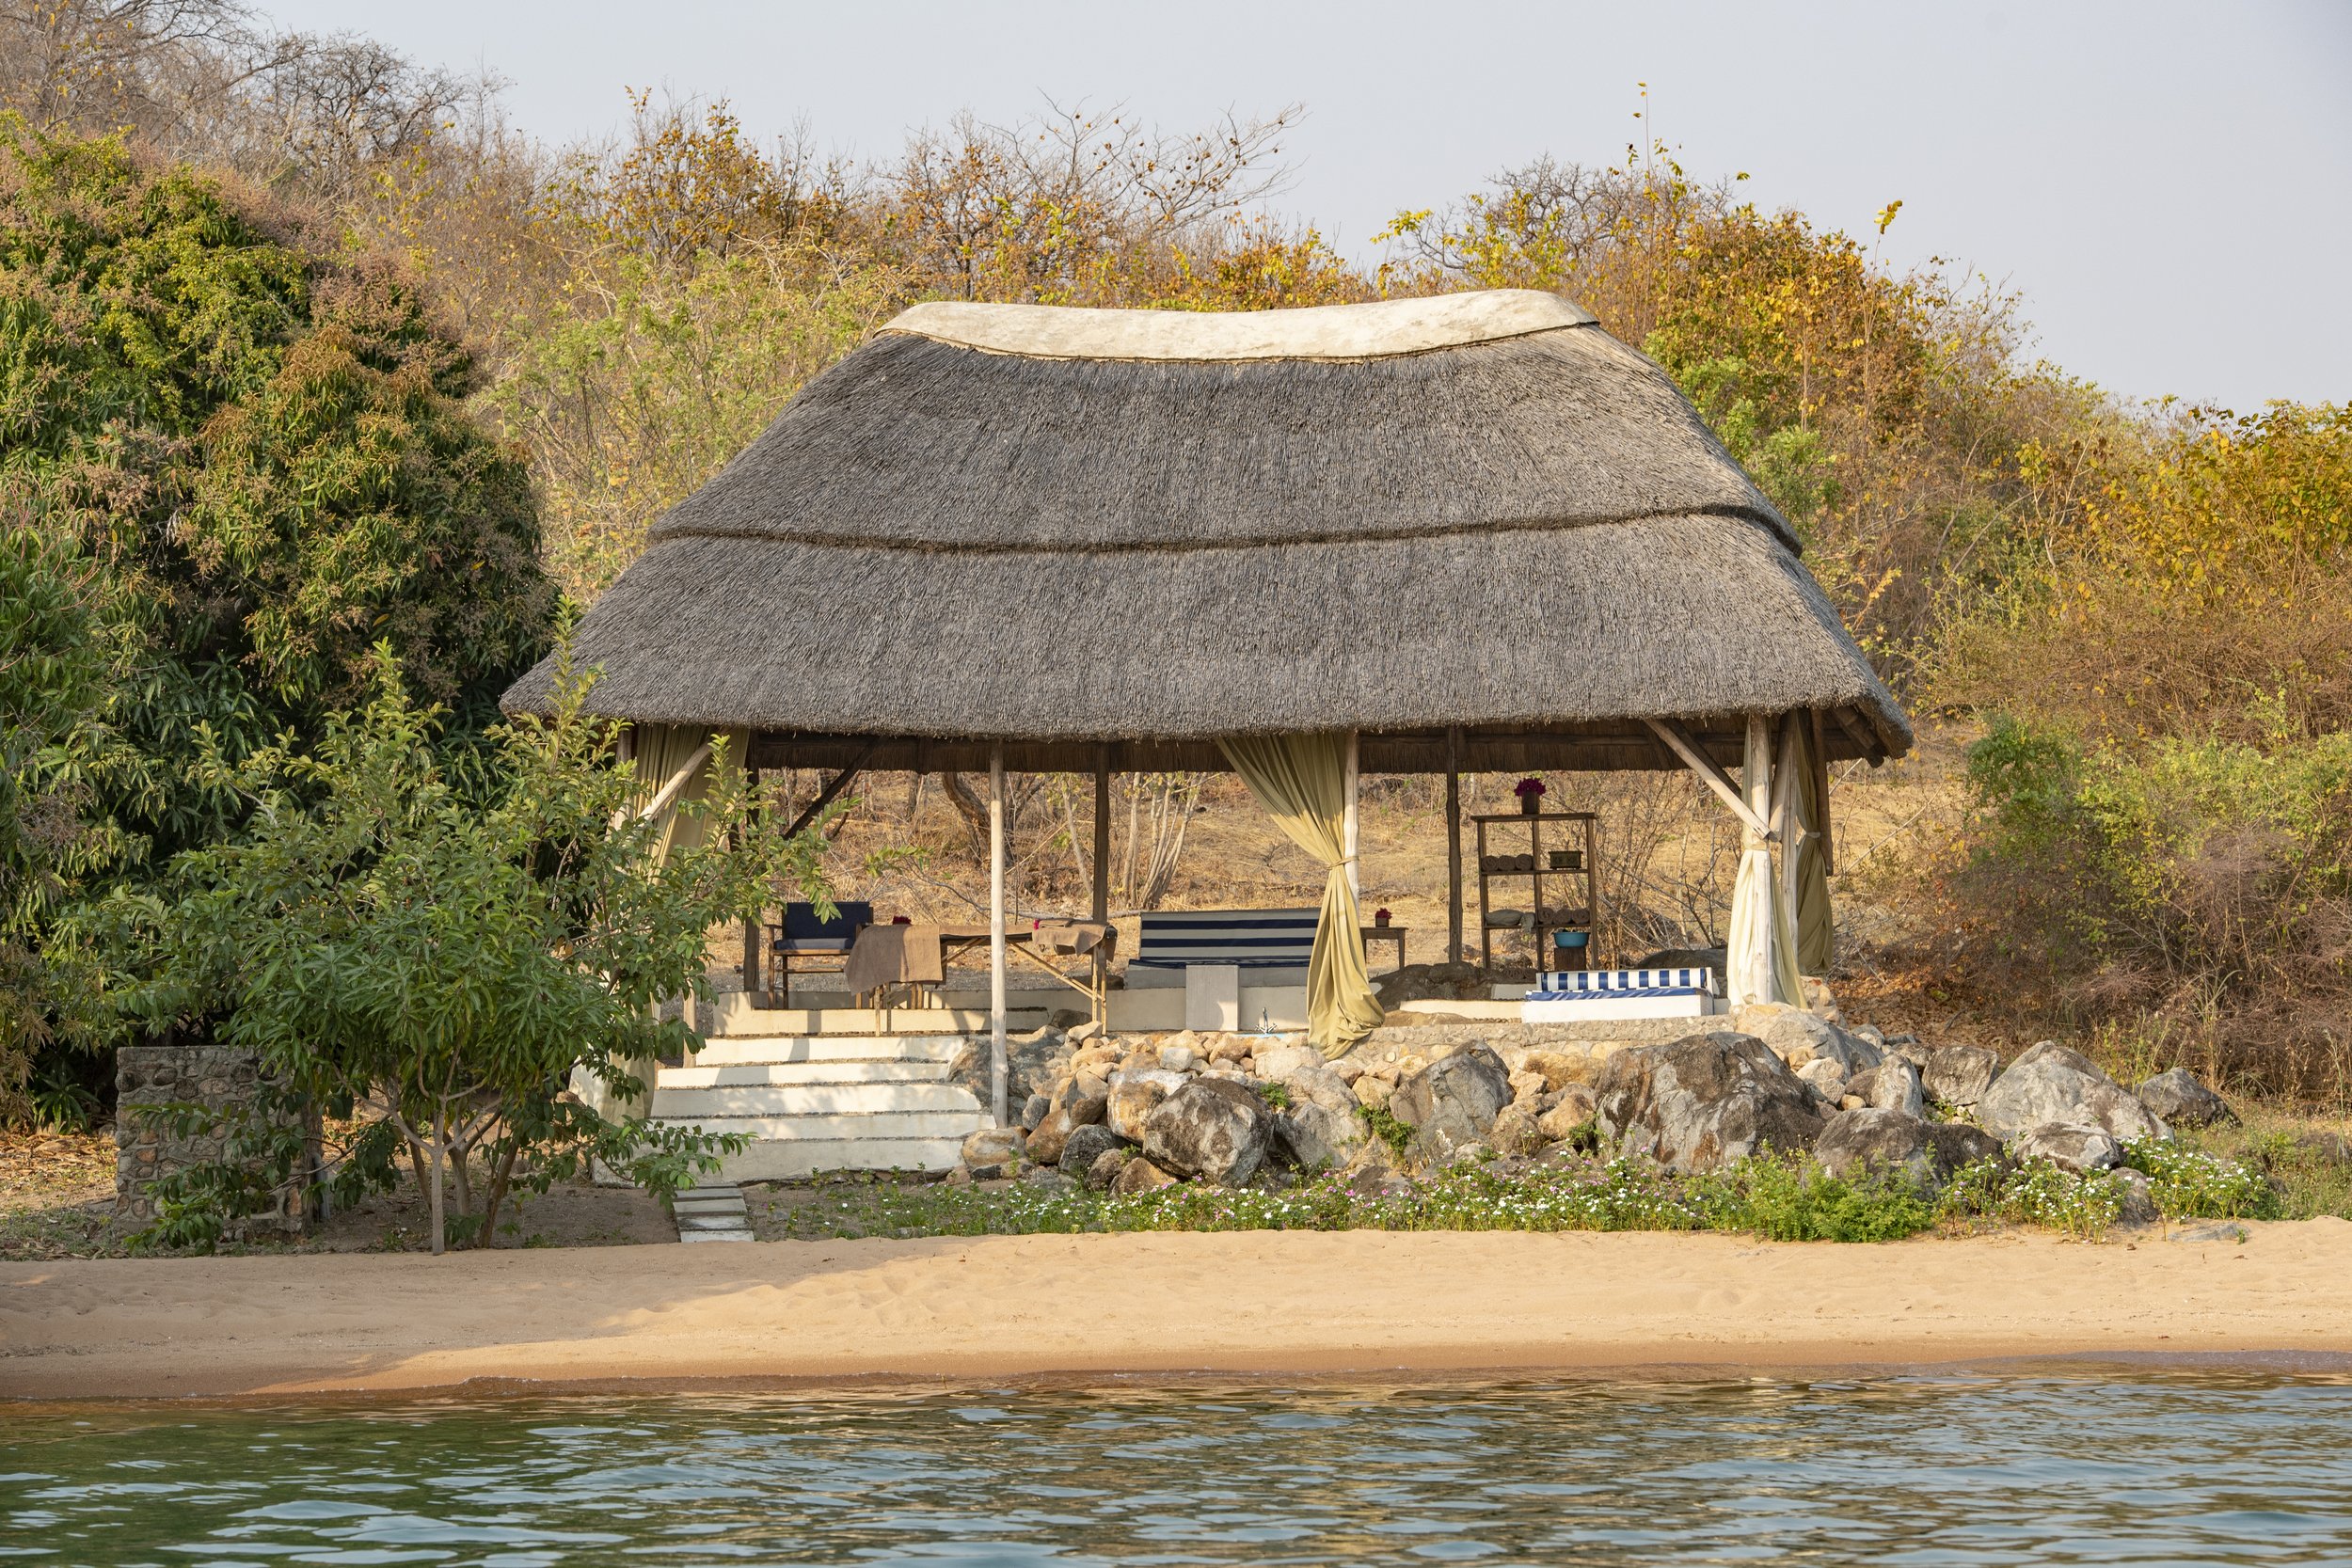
xmin=3 ymin=3 xmax=2344 ymax=1121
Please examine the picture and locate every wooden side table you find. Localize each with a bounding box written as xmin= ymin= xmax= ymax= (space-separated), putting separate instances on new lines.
xmin=1361 ymin=925 xmax=1407 ymax=974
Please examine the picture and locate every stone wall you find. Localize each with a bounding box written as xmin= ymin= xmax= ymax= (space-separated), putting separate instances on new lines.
xmin=115 ymin=1043 xmax=312 ymax=1235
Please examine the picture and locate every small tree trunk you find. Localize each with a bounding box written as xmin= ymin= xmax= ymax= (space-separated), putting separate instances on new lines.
xmin=426 ymin=1125 xmax=447 ymax=1257
xmin=449 ymin=1137 xmax=473 ymax=1223
xmin=475 ymin=1142 xmax=522 ymax=1248
xmin=942 ymin=771 xmax=990 ymax=861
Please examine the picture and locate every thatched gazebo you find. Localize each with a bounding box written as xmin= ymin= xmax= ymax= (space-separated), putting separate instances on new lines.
xmin=503 ymin=288 xmax=1910 ymax=1119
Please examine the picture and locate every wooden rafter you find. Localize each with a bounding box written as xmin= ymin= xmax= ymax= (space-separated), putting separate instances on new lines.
xmin=1643 ymin=717 xmax=1774 ymax=839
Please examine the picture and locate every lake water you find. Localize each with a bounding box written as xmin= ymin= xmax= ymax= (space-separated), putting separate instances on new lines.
xmin=6 ymin=1370 xmax=2352 ymax=1565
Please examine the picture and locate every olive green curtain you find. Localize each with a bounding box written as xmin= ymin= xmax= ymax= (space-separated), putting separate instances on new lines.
xmin=1787 ymin=718 xmax=1835 ymax=974
xmin=1216 ymin=733 xmax=1387 ymax=1058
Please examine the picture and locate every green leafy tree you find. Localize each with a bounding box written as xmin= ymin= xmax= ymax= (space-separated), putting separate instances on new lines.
xmin=0 ymin=522 xmax=109 ymax=1118
xmin=109 ymin=654 xmax=830 ymax=1253
xmin=0 ymin=117 xmax=557 ymax=887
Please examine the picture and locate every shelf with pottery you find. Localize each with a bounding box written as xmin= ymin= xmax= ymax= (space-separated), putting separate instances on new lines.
xmin=1471 ymin=808 xmax=1603 ymax=975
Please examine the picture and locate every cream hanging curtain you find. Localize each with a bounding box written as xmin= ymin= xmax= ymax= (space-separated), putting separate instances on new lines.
xmin=1724 ymin=718 xmax=1804 ymax=1007
xmin=627 ymin=723 xmax=746 ymax=866
xmin=1217 ymin=733 xmax=1386 ymax=1058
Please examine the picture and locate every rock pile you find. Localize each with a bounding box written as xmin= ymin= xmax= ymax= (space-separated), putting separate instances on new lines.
xmin=943 ymin=1012 xmax=2233 ymax=1214
xmin=946 ymin=1025 xmax=1615 ymax=1191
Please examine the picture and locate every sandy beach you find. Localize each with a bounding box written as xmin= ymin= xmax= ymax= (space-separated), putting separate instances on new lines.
xmin=5 ymin=1219 xmax=2351 ymax=1400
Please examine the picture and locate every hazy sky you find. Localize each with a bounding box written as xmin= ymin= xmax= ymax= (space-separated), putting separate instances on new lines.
xmin=272 ymin=0 xmax=2351 ymax=408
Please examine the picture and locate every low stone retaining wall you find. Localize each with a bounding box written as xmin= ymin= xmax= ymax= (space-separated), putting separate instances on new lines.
xmin=115 ymin=1043 xmax=313 ymax=1236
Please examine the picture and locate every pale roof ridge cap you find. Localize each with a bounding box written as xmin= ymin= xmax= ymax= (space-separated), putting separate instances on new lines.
xmin=880 ymin=289 xmax=1598 ymax=362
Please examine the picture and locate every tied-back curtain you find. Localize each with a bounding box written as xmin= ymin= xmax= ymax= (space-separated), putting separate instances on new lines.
xmin=585 ymin=722 xmax=745 ymax=1125
xmin=628 ymin=723 xmax=746 ymax=867
xmin=1724 ymin=720 xmax=1804 ymax=1007
xmin=1216 ymin=733 xmax=1386 ymax=1058
xmin=1787 ymin=718 xmax=1834 ymax=975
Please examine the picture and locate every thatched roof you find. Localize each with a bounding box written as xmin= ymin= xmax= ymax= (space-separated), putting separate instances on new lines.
xmin=501 ymin=289 xmax=1912 ymax=772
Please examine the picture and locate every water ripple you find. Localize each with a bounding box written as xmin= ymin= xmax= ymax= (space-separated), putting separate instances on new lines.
xmin=6 ymin=1372 xmax=2352 ymax=1565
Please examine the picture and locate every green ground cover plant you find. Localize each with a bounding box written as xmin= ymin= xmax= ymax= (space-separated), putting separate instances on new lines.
xmin=754 ymin=1149 xmax=2199 ymax=1246
xmin=1941 ymin=1157 xmax=2124 ymax=1241
xmin=2122 ymin=1137 xmax=2286 ymax=1221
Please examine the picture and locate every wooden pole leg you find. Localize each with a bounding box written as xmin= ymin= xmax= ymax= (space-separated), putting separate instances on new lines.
xmin=989 ymin=745 xmax=1009 ymax=1126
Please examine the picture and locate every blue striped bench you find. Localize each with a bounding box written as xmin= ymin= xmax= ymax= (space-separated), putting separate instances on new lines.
xmin=1522 ymin=968 xmax=1723 ymax=1021
xmin=1124 ymin=909 xmax=1318 ymax=989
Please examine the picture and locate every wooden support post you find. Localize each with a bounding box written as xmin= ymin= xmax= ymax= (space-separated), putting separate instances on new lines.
xmin=1343 ymin=729 xmax=1361 ymax=902
xmin=742 ymin=748 xmax=763 ymax=1006
xmin=988 ymin=744 xmax=1008 ymax=1126
xmin=1090 ymin=746 xmax=1111 ymax=924
xmin=1090 ymin=744 xmax=1112 ymax=1011
xmin=1444 ymin=726 xmax=1464 ymax=967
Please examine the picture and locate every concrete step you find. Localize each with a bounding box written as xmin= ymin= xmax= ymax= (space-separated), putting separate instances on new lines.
xmin=659 ymin=1060 xmax=949 ymax=1089
xmin=656 ymin=1107 xmax=988 ymax=1143
xmin=690 ymin=1034 xmax=967 ymax=1067
xmin=697 ymin=991 xmax=1050 ymax=1037
xmin=712 ymin=1135 xmax=970 ymax=1180
xmin=668 ymin=1180 xmax=754 ymax=1243
xmin=650 ymin=1082 xmax=981 ymax=1119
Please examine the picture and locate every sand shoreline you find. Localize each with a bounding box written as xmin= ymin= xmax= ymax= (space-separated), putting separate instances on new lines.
xmin=8 ymin=1221 xmax=2351 ymax=1401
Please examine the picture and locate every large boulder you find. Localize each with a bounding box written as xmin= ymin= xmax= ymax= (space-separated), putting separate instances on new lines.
xmin=1878 ymin=1033 xmax=1927 ymax=1068
xmin=2011 ymin=1121 xmax=2123 ymax=1173
xmin=1105 ymin=1068 xmax=1188 ymax=1141
xmin=1390 ymin=1044 xmax=1513 ymax=1159
xmin=1847 ymin=1060 xmax=1925 ymax=1117
xmin=1028 ymin=1087 xmax=1102 ymax=1164
xmin=1142 ymin=1079 xmax=1276 ymax=1185
xmin=1110 ymin=1155 xmax=1180 ymax=1195
xmin=1537 ymin=1083 xmax=1599 ymax=1140
xmin=951 ymin=1027 xmax=1070 ymax=1113
xmin=2114 ymin=1167 xmax=2159 ymax=1226
xmin=1594 ymin=1032 xmax=1825 ymax=1174
xmin=961 ymin=1126 xmax=1025 ymax=1177
xmin=1274 ymin=1098 xmax=1365 ymax=1172
xmin=1926 ymin=1121 xmax=2005 ymax=1174
xmin=2136 ymin=1068 xmax=2234 ymax=1128
xmin=1924 ymin=1044 xmax=2000 ymax=1107
xmin=1813 ymin=1107 xmax=1937 ymax=1184
xmin=1286 ymin=1063 xmax=1360 ymax=1115
xmin=1795 ymin=1058 xmax=1850 ymax=1107
xmin=1979 ymin=1042 xmax=2168 ymax=1144
xmin=1252 ymin=1041 xmax=1323 ymax=1082
xmin=1486 ymin=1102 xmax=1549 ymax=1156
xmin=1734 ymin=1005 xmax=1882 ymax=1076
xmin=1517 ymin=1050 xmax=1589 ymax=1092
xmin=1057 ymin=1122 xmax=1125 ymax=1179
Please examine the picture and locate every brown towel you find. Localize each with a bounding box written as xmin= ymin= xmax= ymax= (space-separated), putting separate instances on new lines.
xmin=844 ymin=923 xmax=947 ymax=994
xmin=1027 ymin=918 xmax=1118 ymax=960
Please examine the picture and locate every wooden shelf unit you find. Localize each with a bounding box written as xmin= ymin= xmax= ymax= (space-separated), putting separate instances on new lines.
xmin=1473 ymin=810 xmax=1603 ymax=974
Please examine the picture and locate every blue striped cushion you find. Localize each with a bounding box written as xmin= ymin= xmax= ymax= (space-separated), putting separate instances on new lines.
xmin=1529 ymin=967 xmax=1719 ymax=999
xmin=1134 ymin=909 xmax=1319 ymax=969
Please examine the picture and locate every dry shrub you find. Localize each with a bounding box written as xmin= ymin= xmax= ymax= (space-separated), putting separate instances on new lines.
xmin=1933 ymin=720 xmax=2352 ymax=1101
